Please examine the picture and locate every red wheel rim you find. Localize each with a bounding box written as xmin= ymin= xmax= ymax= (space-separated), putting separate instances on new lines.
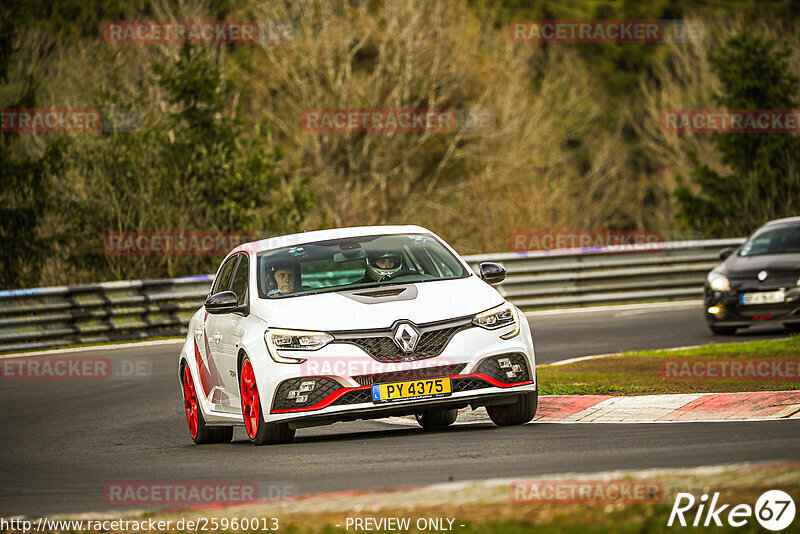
xmin=240 ymin=360 xmax=260 ymax=439
xmin=182 ymin=366 xmax=199 ymax=439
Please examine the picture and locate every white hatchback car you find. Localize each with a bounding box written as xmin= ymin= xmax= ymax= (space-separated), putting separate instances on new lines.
xmin=178 ymin=225 xmax=537 ymax=445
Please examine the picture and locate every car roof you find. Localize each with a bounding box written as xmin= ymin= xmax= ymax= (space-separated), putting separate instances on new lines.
xmin=764 ymin=216 xmax=800 ymax=226
xmin=232 ymin=225 xmax=435 ymax=254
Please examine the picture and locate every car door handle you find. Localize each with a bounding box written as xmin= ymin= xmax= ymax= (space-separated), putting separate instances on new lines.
xmin=194 ymin=328 xmax=204 ymax=336
xmin=212 ymin=332 xmax=222 ymax=342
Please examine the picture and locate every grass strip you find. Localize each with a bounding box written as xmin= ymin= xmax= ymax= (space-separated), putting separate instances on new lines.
xmin=538 ymin=336 xmax=800 ymax=395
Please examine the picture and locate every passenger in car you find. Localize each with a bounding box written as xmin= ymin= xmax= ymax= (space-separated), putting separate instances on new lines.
xmin=267 ymin=261 xmax=300 ymax=295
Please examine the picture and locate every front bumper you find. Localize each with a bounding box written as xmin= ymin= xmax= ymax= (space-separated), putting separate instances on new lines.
xmin=282 ymin=389 xmax=535 ymax=430
xmin=268 ymin=354 xmax=536 ymax=426
xmin=256 ymin=313 xmax=537 ymax=426
xmin=704 ymin=285 xmax=800 ymax=328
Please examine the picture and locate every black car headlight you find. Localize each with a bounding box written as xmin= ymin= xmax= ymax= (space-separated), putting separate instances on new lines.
xmin=707 ymin=272 xmax=731 ymax=292
xmin=264 ymin=328 xmax=333 ymax=364
xmin=473 ymin=303 xmax=520 ymax=339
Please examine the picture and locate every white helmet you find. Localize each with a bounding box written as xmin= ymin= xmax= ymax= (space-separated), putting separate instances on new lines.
xmin=365 ymin=251 xmax=402 ymax=281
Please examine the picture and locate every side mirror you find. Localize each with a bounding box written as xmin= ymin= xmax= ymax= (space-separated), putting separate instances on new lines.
xmin=205 ymin=291 xmax=239 ymax=314
xmin=479 ymin=262 xmax=506 ymax=285
xmin=719 ymin=247 xmax=734 ymax=260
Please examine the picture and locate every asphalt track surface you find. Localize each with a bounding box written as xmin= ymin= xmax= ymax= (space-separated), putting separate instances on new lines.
xmin=529 ymin=301 xmax=788 ymax=364
xmin=1 ymin=302 xmax=798 ymax=517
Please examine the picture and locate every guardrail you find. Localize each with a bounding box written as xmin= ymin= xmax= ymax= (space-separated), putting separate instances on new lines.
xmin=0 ymin=238 xmax=743 ymax=353
xmin=464 ymin=238 xmax=743 ymax=309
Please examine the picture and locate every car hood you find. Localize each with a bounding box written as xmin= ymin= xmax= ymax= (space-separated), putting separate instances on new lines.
xmin=722 ymin=253 xmax=800 ymax=277
xmin=251 ymin=275 xmax=505 ymax=331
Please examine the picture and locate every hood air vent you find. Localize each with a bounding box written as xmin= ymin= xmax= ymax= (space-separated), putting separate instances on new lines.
xmin=339 ymin=284 xmax=418 ymax=304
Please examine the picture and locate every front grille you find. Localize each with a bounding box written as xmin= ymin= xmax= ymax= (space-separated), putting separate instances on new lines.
xmin=272 ymin=377 xmax=342 ymax=411
xmin=475 ymin=353 xmax=530 ymax=383
xmin=331 ymin=388 xmax=373 ymax=406
xmin=353 ymin=363 xmax=467 ymax=386
xmin=332 ymin=318 xmax=472 ymax=362
xmin=452 ymin=377 xmax=492 ymax=392
xmin=274 ymin=354 xmax=531 ymax=411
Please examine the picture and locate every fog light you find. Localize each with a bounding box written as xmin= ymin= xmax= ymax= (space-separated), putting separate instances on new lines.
xmin=299 ymin=381 xmax=316 ymax=392
xmin=708 ymin=305 xmax=721 ymax=317
xmin=287 ymin=390 xmax=298 ymax=399
xmin=296 ymin=394 xmax=308 ymax=403
xmin=512 ymin=364 xmax=522 ymax=372
xmin=506 ymin=371 xmax=516 ymax=378
xmin=498 ymin=358 xmax=512 ymax=369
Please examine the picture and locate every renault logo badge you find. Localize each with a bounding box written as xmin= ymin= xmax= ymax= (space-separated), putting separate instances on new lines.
xmin=758 ymin=270 xmax=768 ymax=281
xmin=392 ymin=322 xmax=420 ymax=353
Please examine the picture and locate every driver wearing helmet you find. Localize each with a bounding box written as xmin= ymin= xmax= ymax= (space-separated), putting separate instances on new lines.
xmin=364 ymin=250 xmax=404 ymax=282
xmin=266 ymin=260 xmax=301 ymax=296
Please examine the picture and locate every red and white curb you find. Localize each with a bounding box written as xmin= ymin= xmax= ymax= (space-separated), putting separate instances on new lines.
xmin=379 ymin=390 xmax=800 ymax=426
xmin=537 ymin=390 xmax=800 ymax=422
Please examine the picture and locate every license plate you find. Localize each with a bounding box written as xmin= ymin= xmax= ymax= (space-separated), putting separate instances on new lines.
xmin=740 ymin=291 xmax=785 ymax=305
xmin=371 ymin=377 xmax=451 ymax=403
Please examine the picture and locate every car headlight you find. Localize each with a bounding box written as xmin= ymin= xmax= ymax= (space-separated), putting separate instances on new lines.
xmin=473 ymin=303 xmax=520 ymax=339
xmin=707 ymin=272 xmax=731 ymax=292
xmin=264 ymin=329 xmax=334 ymax=364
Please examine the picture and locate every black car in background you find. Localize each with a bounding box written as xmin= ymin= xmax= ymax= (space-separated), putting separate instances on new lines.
xmin=705 ymin=217 xmax=800 ymax=335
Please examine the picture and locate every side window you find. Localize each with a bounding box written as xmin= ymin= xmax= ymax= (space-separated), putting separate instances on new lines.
xmin=230 ymin=255 xmax=249 ymax=306
xmin=211 ymin=256 xmax=238 ymax=295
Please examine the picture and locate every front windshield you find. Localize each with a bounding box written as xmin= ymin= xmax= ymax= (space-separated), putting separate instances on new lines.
xmin=257 ymin=233 xmax=468 ymax=298
xmin=739 ymin=223 xmax=800 ymax=257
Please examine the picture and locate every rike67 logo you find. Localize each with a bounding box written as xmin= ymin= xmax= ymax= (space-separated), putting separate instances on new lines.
xmin=668 ymin=490 xmax=796 ymax=531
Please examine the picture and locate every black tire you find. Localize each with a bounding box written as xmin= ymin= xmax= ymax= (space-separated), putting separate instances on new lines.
xmin=710 ymin=325 xmax=738 ymax=335
xmin=486 ymin=391 xmax=538 ymax=427
xmin=181 ymin=364 xmax=233 ymax=445
xmin=195 ymin=414 xmax=234 ymax=445
xmin=250 ymin=420 xmax=295 ymax=446
xmin=415 ymin=408 xmax=458 ymax=429
xmin=239 ymin=357 xmax=295 ymax=445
